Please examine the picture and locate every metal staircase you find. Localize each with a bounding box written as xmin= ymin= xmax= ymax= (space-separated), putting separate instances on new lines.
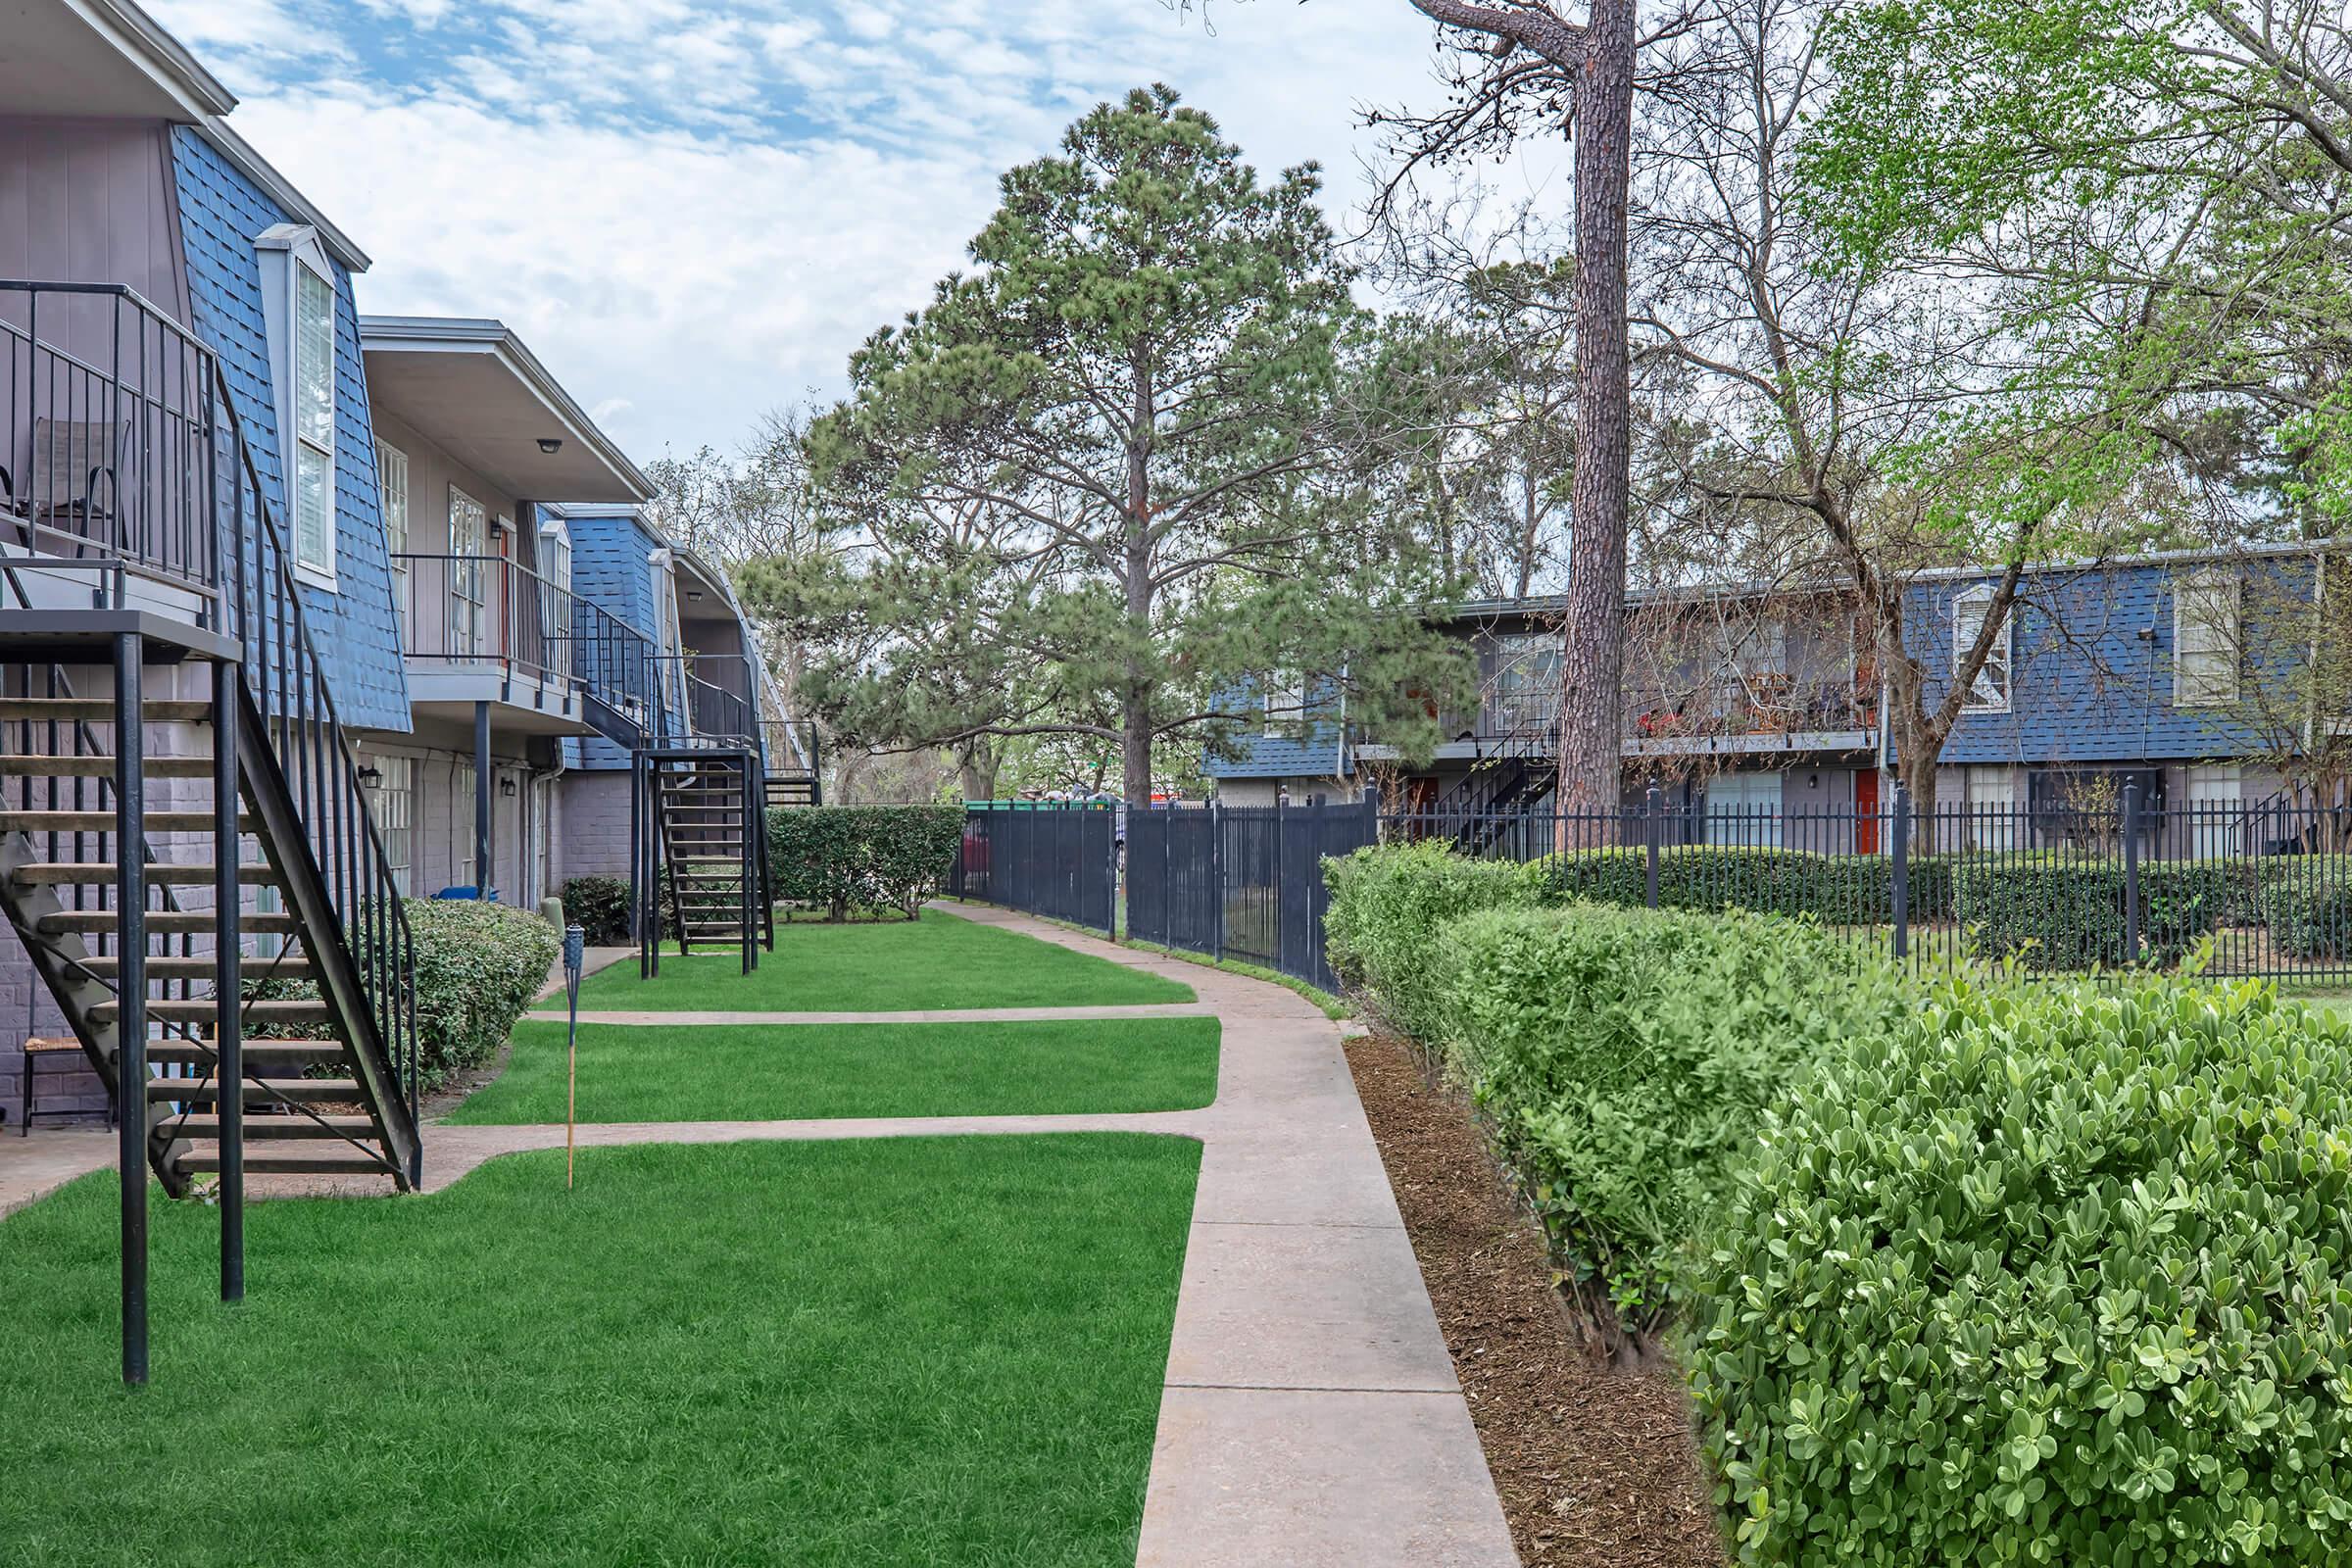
xmin=1433 ymin=737 xmax=1553 ymax=855
xmin=2 ymin=282 xmax=421 ymax=1221
xmin=639 ymin=747 xmax=766 ymax=972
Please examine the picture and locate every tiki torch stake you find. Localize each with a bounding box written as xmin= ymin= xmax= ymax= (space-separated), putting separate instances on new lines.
xmin=563 ymin=924 xmax=585 ymax=1190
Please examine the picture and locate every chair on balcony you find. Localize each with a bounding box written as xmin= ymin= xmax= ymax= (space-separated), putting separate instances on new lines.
xmin=2 ymin=416 xmax=129 ymax=558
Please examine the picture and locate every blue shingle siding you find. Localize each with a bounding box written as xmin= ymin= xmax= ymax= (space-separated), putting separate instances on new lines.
xmin=564 ymin=509 xmax=663 ymax=770
xmin=170 ymin=127 xmax=411 ymax=733
xmin=1202 ymin=675 xmax=1349 ymax=779
xmin=1907 ymin=560 xmax=2303 ymax=765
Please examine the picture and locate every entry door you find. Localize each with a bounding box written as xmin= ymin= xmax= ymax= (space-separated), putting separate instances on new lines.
xmin=1854 ymin=768 xmax=1881 ymax=855
xmin=2186 ymin=764 xmax=2241 ymax=859
xmin=1704 ymin=771 xmax=1784 ymax=847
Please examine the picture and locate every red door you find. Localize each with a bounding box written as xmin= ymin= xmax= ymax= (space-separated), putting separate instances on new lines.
xmin=1855 ymin=769 xmax=1881 ymax=855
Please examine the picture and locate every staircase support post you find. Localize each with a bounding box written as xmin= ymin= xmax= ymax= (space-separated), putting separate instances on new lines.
xmin=212 ymin=657 xmax=243 ymax=1303
xmin=113 ymin=634 xmax=149 ymax=1387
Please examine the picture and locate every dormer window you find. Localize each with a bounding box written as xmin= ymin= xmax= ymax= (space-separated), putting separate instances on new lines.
xmin=257 ymin=224 xmax=339 ymax=588
xmin=1952 ymin=586 xmax=2011 ymax=713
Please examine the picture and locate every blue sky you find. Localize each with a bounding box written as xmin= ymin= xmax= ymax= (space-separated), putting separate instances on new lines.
xmin=146 ymin=0 xmax=1570 ymax=466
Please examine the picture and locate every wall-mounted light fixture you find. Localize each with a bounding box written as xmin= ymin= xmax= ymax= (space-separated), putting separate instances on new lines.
xmin=499 ymin=777 xmax=518 ymax=799
xmin=686 ymin=589 xmax=705 ymax=604
xmin=537 ymin=437 xmax=564 ymax=455
xmin=357 ymin=764 xmax=383 ymax=790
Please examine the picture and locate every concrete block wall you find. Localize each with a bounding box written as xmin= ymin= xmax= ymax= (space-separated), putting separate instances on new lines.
xmin=557 ymin=770 xmax=634 ymax=883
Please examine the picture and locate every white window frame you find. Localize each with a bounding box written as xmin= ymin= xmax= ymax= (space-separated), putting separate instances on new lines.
xmin=538 ymin=518 xmax=573 ymax=646
xmin=377 ymin=439 xmax=410 ymax=640
xmin=1952 ymin=587 xmax=2011 ymax=714
xmin=1263 ymin=671 xmax=1307 ymax=734
xmin=1967 ymin=764 xmax=2019 ymax=852
xmin=257 ymin=224 xmax=339 ymax=591
xmin=449 ymin=485 xmax=489 ymax=659
xmin=371 ymin=755 xmax=416 ymax=894
xmin=2174 ymin=567 xmax=2240 ymax=708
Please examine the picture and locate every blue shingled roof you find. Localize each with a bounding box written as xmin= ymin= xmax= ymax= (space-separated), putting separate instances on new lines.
xmin=1200 ymin=675 xmax=1350 ymax=779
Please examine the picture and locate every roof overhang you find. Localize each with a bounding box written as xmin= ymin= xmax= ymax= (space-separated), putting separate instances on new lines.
xmin=362 ymin=317 xmax=649 ymax=505
xmin=0 ymin=0 xmax=235 ymax=121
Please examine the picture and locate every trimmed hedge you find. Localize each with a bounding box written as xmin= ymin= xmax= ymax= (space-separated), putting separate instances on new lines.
xmin=1951 ymin=856 xmax=2263 ymax=968
xmin=1687 ymin=976 xmax=2352 ymax=1563
xmin=1534 ymin=845 xmax=1957 ymax=924
xmin=2265 ymin=875 xmax=2352 ymax=959
xmin=767 ymin=806 xmax=963 ymax=920
xmin=1321 ymin=841 xmax=1546 ymax=1043
xmin=1434 ymin=904 xmax=1911 ymax=1339
xmin=560 ymin=875 xmax=631 ymax=946
xmin=406 ymin=899 xmax=562 ymax=1086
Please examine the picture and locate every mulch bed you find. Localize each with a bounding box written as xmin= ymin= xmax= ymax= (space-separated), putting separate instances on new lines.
xmin=1343 ymin=1031 xmax=1725 ymax=1568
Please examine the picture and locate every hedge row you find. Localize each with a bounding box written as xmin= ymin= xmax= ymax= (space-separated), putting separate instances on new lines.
xmin=1688 ymin=977 xmax=2352 ymax=1563
xmin=1533 ymin=845 xmax=1957 ymax=924
xmin=766 ymin=806 xmax=962 ymax=920
xmin=1325 ymin=842 xmax=2352 ymax=1562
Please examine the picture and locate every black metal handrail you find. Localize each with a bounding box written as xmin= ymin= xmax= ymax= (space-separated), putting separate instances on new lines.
xmin=1 ymin=282 xmax=219 ymax=596
xmin=210 ymin=365 xmax=421 ymax=1178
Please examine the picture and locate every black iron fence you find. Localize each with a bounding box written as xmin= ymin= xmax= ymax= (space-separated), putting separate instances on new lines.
xmin=954 ymin=783 xmax=2352 ymax=992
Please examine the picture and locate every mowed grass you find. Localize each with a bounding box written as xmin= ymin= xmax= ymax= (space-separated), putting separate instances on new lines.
xmin=550 ymin=908 xmax=1193 ymax=1012
xmin=1 ymin=1135 xmax=1199 ymax=1568
xmin=449 ymin=1015 xmax=1221 ymax=1124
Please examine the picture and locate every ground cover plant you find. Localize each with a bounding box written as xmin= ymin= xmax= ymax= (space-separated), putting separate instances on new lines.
xmin=0 ymin=1136 xmax=1199 ymax=1568
xmin=1687 ymin=976 xmax=2352 ymax=1565
xmin=549 ymin=909 xmax=1193 ymax=1012
xmin=452 ymin=1016 xmax=1220 ymax=1123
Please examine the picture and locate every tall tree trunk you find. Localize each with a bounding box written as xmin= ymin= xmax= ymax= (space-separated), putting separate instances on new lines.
xmin=1556 ymin=0 xmax=1638 ymax=822
xmin=1123 ymin=359 xmax=1156 ymax=807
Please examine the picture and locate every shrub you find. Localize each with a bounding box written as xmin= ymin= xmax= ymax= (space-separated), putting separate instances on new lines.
xmin=1535 ymin=845 xmax=1957 ymax=925
xmin=1686 ymin=976 xmax=2352 ymax=1564
xmin=405 ymin=898 xmax=562 ymax=1086
xmin=767 ymin=806 xmax=963 ymax=920
xmin=2264 ymin=873 xmax=2352 ymax=959
xmin=1953 ymin=855 xmax=2234 ymax=967
xmin=560 ymin=875 xmax=631 ymax=946
xmin=1437 ymin=903 xmax=1911 ymax=1342
xmin=1321 ymin=842 xmax=1546 ymax=1042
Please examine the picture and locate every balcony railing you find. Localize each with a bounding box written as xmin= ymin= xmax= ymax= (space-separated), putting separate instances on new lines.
xmin=2 ymin=281 xmax=220 ymax=599
xmin=1624 ymin=675 xmax=1878 ymax=746
xmin=393 ymin=552 xmax=578 ymax=686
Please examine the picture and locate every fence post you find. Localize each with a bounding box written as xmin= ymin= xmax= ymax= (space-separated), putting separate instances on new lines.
xmin=1274 ymin=794 xmax=1288 ymax=977
xmin=1210 ymin=798 xmax=1226 ymax=964
xmin=1891 ymin=782 xmax=1911 ymax=961
xmin=1644 ymin=784 xmax=1662 ymax=909
xmin=1106 ymin=805 xmax=1120 ymax=942
xmin=2123 ymin=780 xmax=2142 ymax=964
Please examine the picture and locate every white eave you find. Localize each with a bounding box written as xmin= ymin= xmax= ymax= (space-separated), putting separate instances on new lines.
xmin=361 ymin=316 xmax=650 ymax=504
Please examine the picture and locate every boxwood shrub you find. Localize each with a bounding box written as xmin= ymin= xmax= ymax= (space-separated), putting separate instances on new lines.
xmin=1534 ymin=845 xmax=1957 ymax=925
xmin=1687 ymin=976 xmax=2352 ymax=1564
xmin=2264 ymin=874 xmax=2352 ymax=959
xmin=1437 ymin=903 xmax=1912 ymax=1343
xmin=560 ymin=875 xmax=630 ymax=946
xmin=406 ymin=898 xmax=562 ymax=1086
xmin=1321 ymin=841 xmax=1546 ymax=1042
xmin=1952 ymin=856 xmax=2243 ymax=968
xmin=767 ymin=805 xmax=962 ymax=920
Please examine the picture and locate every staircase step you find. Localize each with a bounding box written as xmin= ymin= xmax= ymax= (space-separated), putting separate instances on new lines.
xmin=163 ymin=1114 xmax=379 ymax=1141
xmin=82 ymin=955 xmax=312 ymax=981
xmin=179 ymin=1151 xmax=397 ymax=1177
xmin=150 ymin=1078 xmax=360 ymax=1104
xmin=0 ymin=810 xmax=253 ymax=834
xmin=38 ymin=908 xmax=299 ymax=935
xmin=94 ymin=997 xmax=329 ymax=1025
xmin=0 ymin=754 xmax=213 ymax=778
xmin=0 ymin=699 xmax=213 ymax=723
xmin=13 ymin=862 xmax=278 ymax=887
xmin=148 ymin=1040 xmax=344 ymax=1066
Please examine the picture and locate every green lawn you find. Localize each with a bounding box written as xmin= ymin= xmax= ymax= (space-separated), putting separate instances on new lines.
xmin=551 ymin=908 xmax=1194 ymax=1012
xmin=1 ymin=1136 xmax=1199 ymax=1567
xmin=449 ymin=1016 xmax=1221 ymax=1124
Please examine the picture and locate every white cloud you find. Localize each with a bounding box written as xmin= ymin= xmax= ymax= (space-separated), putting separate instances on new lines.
xmin=146 ymin=0 xmax=1570 ymax=463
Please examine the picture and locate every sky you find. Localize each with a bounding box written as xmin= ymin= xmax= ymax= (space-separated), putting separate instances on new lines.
xmin=145 ymin=0 xmax=1573 ymax=468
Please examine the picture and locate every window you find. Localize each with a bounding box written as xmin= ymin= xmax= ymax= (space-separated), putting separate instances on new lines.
xmin=1724 ymin=615 xmax=1787 ymax=676
xmin=1704 ymin=770 xmax=1784 ymax=847
xmin=257 ymin=225 xmax=340 ymax=587
xmin=1262 ymin=671 xmax=1307 ymax=733
xmin=2186 ymin=763 xmax=2242 ymax=859
xmin=449 ymin=486 xmax=488 ymax=658
xmin=2174 ymin=567 xmax=2239 ymax=707
xmin=371 ymin=756 xmax=415 ymax=894
xmin=377 ymin=440 xmax=410 ymax=637
xmin=1952 ymin=588 xmax=2011 ymax=713
xmin=1491 ymin=634 xmax=1562 ymax=735
xmin=1967 ymin=764 xmax=2019 ymax=852
xmin=538 ymin=518 xmax=573 ymax=645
